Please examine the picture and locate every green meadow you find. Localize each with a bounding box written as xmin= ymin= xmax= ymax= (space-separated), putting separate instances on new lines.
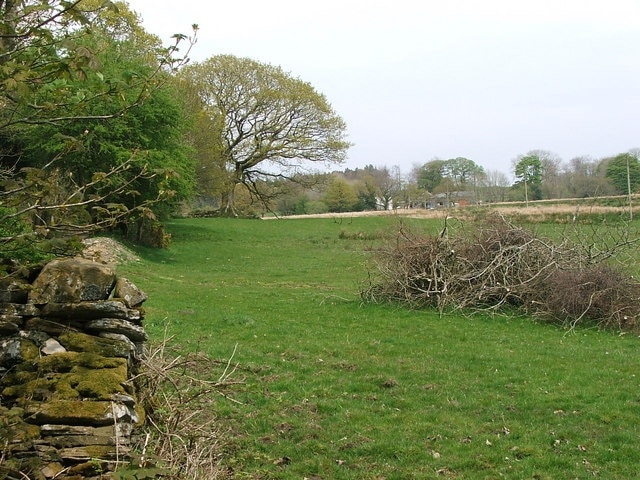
xmin=119 ymin=215 xmax=640 ymax=479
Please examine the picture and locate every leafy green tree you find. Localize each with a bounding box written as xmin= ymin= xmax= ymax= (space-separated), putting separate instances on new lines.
xmin=604 ymin=152 xmax=640 ymax=195
xmin=178 ymin=78 xmax=228 ymax=207
xmin=514 ymin=153 xmax=544 ymax=204
xmin=324 ymin=176 xmax=358 ymax=213
xmin=293 ymin=195 xmax=311 ymax=215
xmin=17 ymin=61 xmax=196 ymax=219
xmin=0 ymin=0 xmax=196 ymax=255
xmin=416 ymin=160 xmax=445 ymax=192
xmin=355 ymin=174 xmax=379 ymax=211
xmin=529 ymin=150 xmax=564 ymax=199
xmin=415 ymin=158 xmax=484 ymax=205
xmin=433 ymin=177 xmax=456 ymax=207
xmin=442 ymin=157 xmax=485 ymax=190
xmin=19 ymin=1 xmax=195 ymax=205
xmin=181 ymin=54 xmax=350 ymax=215
xmin=1 ymin=0 xmax=189 ymax=130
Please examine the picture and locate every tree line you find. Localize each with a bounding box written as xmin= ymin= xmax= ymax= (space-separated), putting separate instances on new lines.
xmin=235 ymin=149 xmax=639 ymax=216
xmin=1 ymin=1 xmax=638 ymax=261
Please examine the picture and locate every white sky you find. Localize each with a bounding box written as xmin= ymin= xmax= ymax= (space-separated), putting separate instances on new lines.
xmin=126 ymin=0 xmax=640 ymax=178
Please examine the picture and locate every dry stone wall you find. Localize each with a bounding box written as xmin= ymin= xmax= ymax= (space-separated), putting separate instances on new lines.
xmin=0 ymin=257 xmax=149 ymax=479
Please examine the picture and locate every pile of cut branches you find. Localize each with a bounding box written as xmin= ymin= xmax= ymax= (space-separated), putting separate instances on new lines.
xmin=123 ymin=335 xmax=243 ymax=479
xmin=362 ymin=215 xmax=640 ymax=331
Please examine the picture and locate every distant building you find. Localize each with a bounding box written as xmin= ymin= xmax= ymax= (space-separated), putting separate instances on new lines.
xmin=428 ymin=191 xmax=477 ymax=208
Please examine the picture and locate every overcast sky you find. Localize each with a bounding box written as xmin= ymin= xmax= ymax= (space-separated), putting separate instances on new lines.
xmin=126 ymin=0 xmax=640 ymax=178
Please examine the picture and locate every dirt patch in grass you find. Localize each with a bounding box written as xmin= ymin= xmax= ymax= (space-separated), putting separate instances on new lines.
xmin=263 ymin=208 xmax=439 ymax=220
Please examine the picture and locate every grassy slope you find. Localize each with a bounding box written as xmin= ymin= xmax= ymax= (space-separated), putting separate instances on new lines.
xmin=119 ymin=216 xmax=640 ymax=479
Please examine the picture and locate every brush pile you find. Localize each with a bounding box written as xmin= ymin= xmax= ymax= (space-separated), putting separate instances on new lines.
xmin=362 ymin=215 xmax=640 ymax=331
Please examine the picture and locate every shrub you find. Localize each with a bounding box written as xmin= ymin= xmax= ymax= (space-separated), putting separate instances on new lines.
xmin=124 ymin=214 xmax=172 ymax=248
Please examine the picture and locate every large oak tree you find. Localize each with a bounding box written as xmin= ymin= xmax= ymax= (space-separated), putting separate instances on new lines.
xmin=182 ymin=55 xmax=350 ymax=215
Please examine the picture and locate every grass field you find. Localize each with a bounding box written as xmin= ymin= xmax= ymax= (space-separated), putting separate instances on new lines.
xmin=119 ymin=215 xmax=640 ymax=479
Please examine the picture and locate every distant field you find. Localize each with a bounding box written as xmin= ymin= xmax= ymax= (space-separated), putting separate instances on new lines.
xmin=268 ymin=195 xmax=640 ymax=222
xmin=119 ymin=216 xmax=640 ymax=479
xmin=270 ymin=204 xmax=635 ymax=220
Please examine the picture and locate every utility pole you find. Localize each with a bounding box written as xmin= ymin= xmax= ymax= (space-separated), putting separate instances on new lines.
xmin=627 ymin=155 xmax=633 ymax=221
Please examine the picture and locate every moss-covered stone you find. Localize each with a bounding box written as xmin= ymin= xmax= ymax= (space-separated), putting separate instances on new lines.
xmin=28 ymin=258 xmax=116 ymax=304
xmin=47 ymin=433 xmax=119 ymax=448
xmin=0 ymin=406 xmax=41 ymax=443
xmin=0 ymin=370 xmax=37 ymax=396
xmin=72 ymin=364 xmax=128 ymax=399
xmin=0 ymin=317 xmax=21 ymax=334
xmin=0 ymin=338 xmax=38 ymax=368
xmin=13 ymin=369 xmax=38 ymax=383
xmin=58 ymin=444 xmax=123 ymax=461
xmin=5 ymin=360 xmax=128 ymax=401
xmin=0 ymin=277 xmax=30 ymax=303
xmin=0 ymin=456 xmax=47 ymax=480
xmin=66 ymin=459 xmax=111 ymax=477
xmin=25 ymin=400 xmax=114 ymax=426
xmin=0 ymin=302 xmax=39 ymax=316
xmin=3 ymin=374 xmax=80 ymax=401
xmin=58 ymin=331 xmax=132 ymax=358
xmin=41 ymin=300 xmax=134 ymax=321
xmin=2 ymin=259 xmax=149 ymax=474
xmin=24 ymin=317 xmax=75 ymax=335
xmin=40 ymin=424 xmax=115 ymax=436
xmin=114 ymin=276 xmax=148 ymax=309
xmin=34 ymin=352 xmax=77 ymax=373
xmin=40 ymin=462 xmax=65 ymax=479
xmin=36 ymin=351 xmax=126 ymax=373
xmin=84 ymin=318 xmax=147 ymax=342
xmin=20 ymin=338 xmax=40 ymax=361
xmin=134 ymin=402 xmax=146 ymax=427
